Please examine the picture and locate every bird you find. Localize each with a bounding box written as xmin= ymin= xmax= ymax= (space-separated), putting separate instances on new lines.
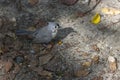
xmin=16 ymin=22 xmax=60 ymax=43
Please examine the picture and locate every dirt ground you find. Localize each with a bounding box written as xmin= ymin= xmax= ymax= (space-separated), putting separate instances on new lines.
xmin=0 ymin=0 xmax=120 ymax=80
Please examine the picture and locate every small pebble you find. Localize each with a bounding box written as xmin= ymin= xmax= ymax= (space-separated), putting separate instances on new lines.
xmin=29 ymin=49 xmax=36 ymax=54
xmin=14 ymin=56 xmax=24 ymax=64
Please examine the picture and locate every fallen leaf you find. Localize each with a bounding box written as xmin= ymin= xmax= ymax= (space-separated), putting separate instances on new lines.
xmin=31 ymin=44 xmax=41 ymax=53
xmin=101 ymin=7 xmax=120 ymax=15
xmin=92 ymin=55 xmax=99 ymax=64
xmin=4 ymin=60 xmax=13 ymax=72
xmin=40 ymin=70 xmax=53 ymax=78
xmin=28 ymin=0 xmax=39 ymax=6
xmin=39 ymin=54 xmax=53 ymax=66
xmin=74 ymin=70 xmax=89 ymax=77
xmin=108 ymin=56 xmax=117 ymax=72
xmin=92 ymin=76 xmax=103 ymax=80
xmin=82 ymin=52 xmax=88 ymax=57
xmin=33 ymin=67 xmax=43 ymax=73
xmin=91 ymin=44 xmax=100 ymax=51
xmin=58 ymin=41 xmax=63 ymax=45
xmin=1 ymin=46 xmax=9 ymax=53
xmin=82 ymin=61 xmax=91 ymax=68
xmin=91 ymin=13 xmax=101 ymax=24
xmin=75 ymin=11 xmax=85 ymax=17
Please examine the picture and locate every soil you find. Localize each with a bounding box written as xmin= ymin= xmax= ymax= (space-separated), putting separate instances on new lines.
xmin=0 ymin=0 xmax=120 ymax=80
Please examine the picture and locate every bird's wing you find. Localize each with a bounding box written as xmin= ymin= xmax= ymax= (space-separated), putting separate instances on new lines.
xmin=32 ymin=28 xmax=52 ymax=43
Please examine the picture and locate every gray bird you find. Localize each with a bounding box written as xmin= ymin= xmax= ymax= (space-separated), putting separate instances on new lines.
xmin=16 ymin=22 xmax=60 ymax=43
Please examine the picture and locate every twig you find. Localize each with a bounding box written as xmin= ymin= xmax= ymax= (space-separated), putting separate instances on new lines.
xmin=84 ymin=0 xmax=101 ymax=15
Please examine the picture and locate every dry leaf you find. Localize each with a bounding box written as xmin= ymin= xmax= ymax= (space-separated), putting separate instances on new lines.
xmin=101 ymin=7 xmax=120 ymax=15
xmin=82 ymin=52 xmax=89 ymax=57
xmin=75 ymin=11 xmax=85 ymax=17
xmin=28 ymin=0 xmax=39 ymax=6
xmin=82 ymin=61 xmax=91 ymax=68
xmin=58 ymin=41 xmax=63 ymax=45
xmin=108 ymin=56 xmax=117 ymax=72
xmin=92 ymin=55 xmax=99 ymax=64
xmin=40 ymin=70 xmax=52 ymax=78
xmin=74 ymin=70 xmax=89 ymax=77
xmin=92 ymin=76 xmax=103 ymax=80
xmin=4 ymin=60 xmax=13 ymax=72
xmin=92 ymin=44 xmax=100 ymax=52
xmin=32 ymin=44 xmax=40 ymax=53
xmin=39 ymin=54 xmax=53 ymax=66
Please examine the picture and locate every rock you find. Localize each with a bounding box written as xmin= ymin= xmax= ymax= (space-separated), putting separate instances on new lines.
xmin=14 ymin=56 xmax=24 ymax=64
xmin=74 ymin=69 xmax=90 ymax=77
xmin=4 ymin=60 xmax=13 ymax=72
xmin=60 ymin=0 xmax=78 ymax=6
xmin=108 ymin=56 xmax=117 ymax=72
xmin=39 ymin=54 xmax=53 ymax=66
xmin=92 ymin=55 xmax=99 ymax=64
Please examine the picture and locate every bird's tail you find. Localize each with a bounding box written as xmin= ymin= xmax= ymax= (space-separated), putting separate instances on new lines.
xmin=15 ymin=30 xmax=33 ymax=35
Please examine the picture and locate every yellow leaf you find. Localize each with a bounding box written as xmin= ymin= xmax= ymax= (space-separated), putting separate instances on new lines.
xmin=91 ymin=13 xmax=101 ymax=24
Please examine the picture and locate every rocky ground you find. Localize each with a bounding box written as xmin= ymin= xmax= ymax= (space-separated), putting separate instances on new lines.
xmin=0 ymin=0 xmax=120 ymax=80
